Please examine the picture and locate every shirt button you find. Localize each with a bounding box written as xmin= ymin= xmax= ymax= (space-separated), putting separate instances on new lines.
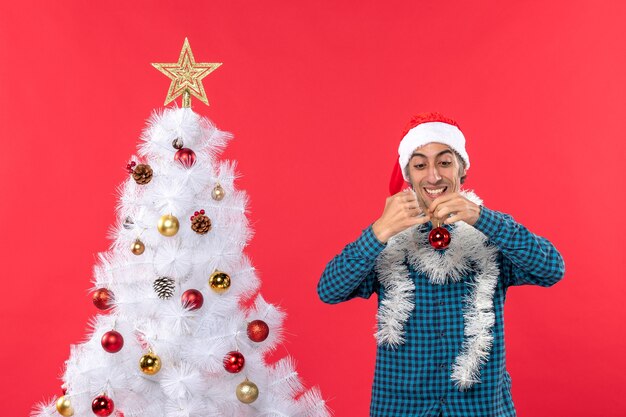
xmin=440 ymin=397 xmax=446 ymax=404
xmin=440 ymin=363 xmax=446 ymax=369
xmin=439 ymin=300 xmax=445 ymax=305
xmin=439 ymin=331 xmax=445 ymax=337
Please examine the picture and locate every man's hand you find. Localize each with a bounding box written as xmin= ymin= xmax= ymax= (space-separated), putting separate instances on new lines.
xmin=428 ymin=192 xmax=481 ymax=226
xmin=372 ymin=189 xmax=431 ymax=243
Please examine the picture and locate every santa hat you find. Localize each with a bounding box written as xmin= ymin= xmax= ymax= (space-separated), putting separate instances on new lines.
xmin=389 ymin=112 xmax=469 ymax=194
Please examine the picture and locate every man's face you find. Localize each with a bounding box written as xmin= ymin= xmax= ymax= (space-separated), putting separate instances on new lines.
xmin=407 ymin=142 xmax=465 ymax=209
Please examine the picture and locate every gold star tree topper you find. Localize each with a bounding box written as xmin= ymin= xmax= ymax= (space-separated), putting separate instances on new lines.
xmin=152 ymin=38 xmax=222 ymax=107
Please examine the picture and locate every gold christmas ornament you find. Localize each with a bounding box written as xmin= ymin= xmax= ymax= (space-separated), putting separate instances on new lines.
xmin=139 ymin=352 xmax=162 ymax=375
xmin=209 ymin=271 xmax=231 ymax=294
xmin=152 ymin=38 xmax=222 ymax=107
xmin=157 ymin=214 xmax=179 ymax=236
xmin=56 ymin=395 xmax=74 ymax=417
xmin=236 ymin=379 xmax=259 ymax=404
xmin=131 ymin=239 xmax=145 ymax=255
xmin=211 ymin=183 xmax=225 ymax=201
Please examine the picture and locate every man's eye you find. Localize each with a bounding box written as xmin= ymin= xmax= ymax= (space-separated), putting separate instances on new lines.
xmin=440 ymin=161 xmax=452 ymax=167
xmin=413 ymin=164 xmax=425 ymax=170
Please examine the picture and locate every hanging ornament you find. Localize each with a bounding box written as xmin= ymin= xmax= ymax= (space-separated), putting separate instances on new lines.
xmin=131 ymin=164 xmax=153 ymax=185
xmin=247 ymin=320 xmax=270 ymax=343
xmin=174 ymin=148 xmax=196 ymax=168
xmin=91 ymin=395 xmax=114 ymax=416
xmin=123 ymin=216 xmax=134 ymax=230
xmin=92 ymin=288 xmax=113 ymax=310
xmin=125 ymin=161 xmax=136 ymax=174
xmin=181 ymin=289 xmax=204 ymax=310
xmin=131 ymin=239 xmax=145 ymax=255
xmin=157 ymin=214 xmax=179 ymax=237
xmin=223 ymin=351 xmax=245 ymax=373
xmin=190 ymin=209 xmax=212 ymax=235
xmin=101 ymin=330 xmax=124 ymax=353
xmin=153 ymin=277 xmax=175 ymax=299
xmin=139 ymin=351 xmax=162 ymax=375
xmin=211 ymin=183 xmax=225 ymax=201
xmin=236 ymin=379 xmax=259 ymax=404
xmin=428 ymin=225 xmax=451 ymax=250
xmin=172 ymin=138 xmax=184 ymax=149
xmin=209 ymin=271 xmax=231 ymax=294
xmin=56 ymin=395 xmax=74 ymax=417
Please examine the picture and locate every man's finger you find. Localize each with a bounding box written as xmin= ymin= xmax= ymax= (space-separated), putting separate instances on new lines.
xmin=410 ymin=214 xmax=431 ymax=225
xmin=403 ymin=201 xmax=420 ymax=210
xmin=433 ymin=200 xmax=465 ymax=219
xmin=405 ymin=206 xmax=422 ymax=217
xmin=403 ymin=192 xmax=418 ymax=203
xmin=428 ymin=193 xmax=458 ymax=214
xmin=391 ymin=190 xmax=417 ymax=204
xmin=443 ymin=214 xmax=462 ymax=224
xmin=415 ymin=194 xmax=427 ymax=214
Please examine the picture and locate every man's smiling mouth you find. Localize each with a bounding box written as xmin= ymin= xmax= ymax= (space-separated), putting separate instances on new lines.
xmin=423 ymin=186 xmax=447 ymax=198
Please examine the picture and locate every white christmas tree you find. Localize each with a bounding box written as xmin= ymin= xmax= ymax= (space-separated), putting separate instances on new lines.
xmin=33 ymin=39 xmax=329 ymax=417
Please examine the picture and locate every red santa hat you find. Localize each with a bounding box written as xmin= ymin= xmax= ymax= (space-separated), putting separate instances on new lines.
xmin=389 ymin=112 xmax=470 ymax=195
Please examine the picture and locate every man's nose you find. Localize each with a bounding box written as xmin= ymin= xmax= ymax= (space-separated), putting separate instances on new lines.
xmin=425 ymin=165 xmax=442 ymax=183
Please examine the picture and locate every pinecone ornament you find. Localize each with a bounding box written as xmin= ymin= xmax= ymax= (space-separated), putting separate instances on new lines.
xmin=132 ymin=164 xmax=153 ymax=185
xmin=153 ymin=277 xmax=175 ymax=299
xmin=190 ymin=210 xmax=212 ymax=235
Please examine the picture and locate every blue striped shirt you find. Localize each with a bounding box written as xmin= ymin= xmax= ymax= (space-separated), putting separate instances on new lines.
xmin=318 ymin=206 xmax=565 ymax=417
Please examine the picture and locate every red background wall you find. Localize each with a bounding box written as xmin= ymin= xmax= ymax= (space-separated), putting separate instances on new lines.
xmin=1 ymin=1 xmax=624 ymax=416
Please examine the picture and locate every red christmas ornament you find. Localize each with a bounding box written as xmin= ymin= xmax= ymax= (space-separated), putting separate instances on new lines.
xmin=125 ymin=161 xmax=136 ymax=174
xmin=428 ymin=227 xmax=451 ymax=250
xmin=93 ymin=288 xmax=113 ymax=310
xmin=247 ymin=320 xmax=270 ymax=342
xmin=91 ymin=395 xmax=114 ymax=416
xmin=181 ymin=289 xmax=204 ymax=310
xmin=174 ymin=148 xmax=196 ymax=167
xmin=101 ymin=330 xmax=124 ymax=353
xmin=223 ymin=351 xmax=245 ymax=373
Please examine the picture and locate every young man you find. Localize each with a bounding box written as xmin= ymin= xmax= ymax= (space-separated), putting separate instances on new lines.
xmin=317 ymin=112 xmax=565 ymax=417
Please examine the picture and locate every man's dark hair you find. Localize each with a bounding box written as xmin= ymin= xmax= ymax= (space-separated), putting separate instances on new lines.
xmin=452 ymin=150 xmax=467 ymax=184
